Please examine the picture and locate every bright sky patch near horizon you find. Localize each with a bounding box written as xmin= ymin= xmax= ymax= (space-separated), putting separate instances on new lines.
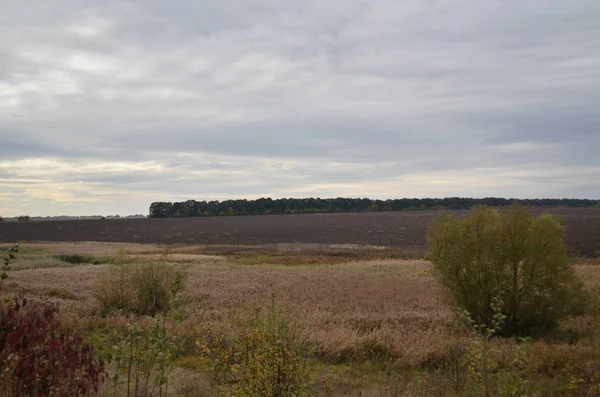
xmin=1 ymin=0 xmax=599 ymax=216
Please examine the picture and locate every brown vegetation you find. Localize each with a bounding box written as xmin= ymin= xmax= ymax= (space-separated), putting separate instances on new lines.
xmin=1 ymin=241 xmax=599 ymax=395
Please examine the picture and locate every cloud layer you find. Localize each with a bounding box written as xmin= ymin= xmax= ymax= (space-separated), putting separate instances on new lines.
xmin=1 ymin=0 xmax=599 ymax=215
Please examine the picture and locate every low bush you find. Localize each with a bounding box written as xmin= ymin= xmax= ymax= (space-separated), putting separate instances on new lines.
xmin=55 ymin=253 xmax=96 ymax=264
xmin=403 ymin=300 xmax=535 ymax=397
xmin=17 ymin=215 xmax=30 ymax=222
xmin=0 ymin=297 xmax=105 ymax=396
xmin=55 ymin=254 xmax=112 ymax=265
xmin=107 ymin=272 xmax=185 ymax=397
xmin=93 ymin=262 xmax=182 ymax=316
xmin=93 ymin=263 xmax=133 ymax=313
xmin=197 ymin=294 xmax=310 ymax=397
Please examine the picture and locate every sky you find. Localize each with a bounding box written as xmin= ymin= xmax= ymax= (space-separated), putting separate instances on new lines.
xmin=1 ymin=0 xmax=599 ymax=216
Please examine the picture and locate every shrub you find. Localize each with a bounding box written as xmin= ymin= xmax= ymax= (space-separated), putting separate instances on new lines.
xmin=131 ymin=262 xmax=179 ymax=315
xmin=0 ymin=297 xmax=105 ymax=396
xmin=197 ymin=294 xmax=310 ymax=397
xmin=107 ymin=274 xmax=185 ymax=397
xmin=55 ymin=253 xmax=96 ymax=264
xmin=17 ymin=215 xmax=30 ymax=222
xmin=411 ymin=301 xmax=536 ymax=397
xmin=427 ymin=204 xmax=588 ymax=336
xmin=93 ymin=262 xmax=181 ymax=315
xmin=1 ymin=243 xmax=19 ymax=290
xmin=93 ymin=263 xmax=133 ymax=313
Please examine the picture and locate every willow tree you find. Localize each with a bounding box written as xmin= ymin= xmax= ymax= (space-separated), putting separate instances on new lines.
xmin=427 ymin=205 xmax=587 ymax=336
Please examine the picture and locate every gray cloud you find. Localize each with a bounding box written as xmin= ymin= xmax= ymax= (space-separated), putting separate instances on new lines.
xmin=0 ymin=0 xmax=599 ymax=216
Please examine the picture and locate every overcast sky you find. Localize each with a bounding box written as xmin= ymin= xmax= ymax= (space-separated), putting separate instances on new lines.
xmin=1 ymin=0 xmax=599 ymax=216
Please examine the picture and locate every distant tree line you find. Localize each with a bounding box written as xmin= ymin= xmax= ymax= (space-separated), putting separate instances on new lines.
xmin=0 ymin=214 xmax=147 ymax=222
xmin=148 ymin=197 xmax=599 ymax=218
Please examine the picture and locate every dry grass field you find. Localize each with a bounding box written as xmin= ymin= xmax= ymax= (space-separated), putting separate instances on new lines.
xmin=3 ymin=241 xmax=600 ymax=395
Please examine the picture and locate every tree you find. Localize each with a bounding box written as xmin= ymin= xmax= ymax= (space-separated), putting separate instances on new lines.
xmin=426 ymin=205 xmax=588 ymax=336
xmin=149 ymin=202 xmax=173 ymax=218
xmin=17 ymin=215 xmax=30 ymax=222
xmin=147 ymin=198 xmax=598 ymax=218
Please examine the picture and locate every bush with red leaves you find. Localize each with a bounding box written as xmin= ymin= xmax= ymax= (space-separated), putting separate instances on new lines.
xmin=0 ymin=297 xmax=106 ymax=396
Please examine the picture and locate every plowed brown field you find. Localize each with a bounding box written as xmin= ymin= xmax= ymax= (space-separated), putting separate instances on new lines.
xmin=1 ymin=208 xmax=599 ymax=256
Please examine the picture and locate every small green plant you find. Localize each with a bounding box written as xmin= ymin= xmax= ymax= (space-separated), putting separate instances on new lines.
xmin=404 ymin=299 xmax=536 ymax=397
xmin=461 ymin=298 xmax=507 ymax=397
xmin=107 ymin=272 xmax=185 ymax=397
xmin=1 ymin=243 xmax=19 ymax=291
xmin=197 ymin=294 xmax=310 ymax=397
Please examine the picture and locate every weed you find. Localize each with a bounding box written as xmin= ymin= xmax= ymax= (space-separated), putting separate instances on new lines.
xmin=197 ymin=294 xmax=310 ymax=397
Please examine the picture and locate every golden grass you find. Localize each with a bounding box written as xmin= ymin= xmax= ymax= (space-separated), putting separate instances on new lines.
xmin=4 ymin=243 xmax=456 ymax=364
xmin=182 ymin=258 xmax=456 ymax=365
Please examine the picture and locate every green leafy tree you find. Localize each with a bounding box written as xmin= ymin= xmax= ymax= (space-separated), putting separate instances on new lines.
xmin=148 ymin=197 xmax=598 ymax=218
xmin=427 ymin=205 xmax=588 ymax=336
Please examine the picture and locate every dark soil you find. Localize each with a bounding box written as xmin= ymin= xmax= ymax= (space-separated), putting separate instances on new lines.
xmin=0 ymin=208 xmax=598 ymax=257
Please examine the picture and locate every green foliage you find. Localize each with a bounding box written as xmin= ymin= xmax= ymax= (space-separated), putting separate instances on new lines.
xmin=107 ymin=273 xmax=185 ymax=397
xmin=132 ymin=262 xmax=180 ymax=316
xmin=93 ymin=262 xmax=183 ymax=316
xmin=427 ymin=205 xmax=588 ymax=336
xmin=0 ymin=297 xmax=105 ymax=396
xmin=55 ymin=253 xmax=96 ymax=264
xmin=197 ymin=294 xmax=310 ymax=397
xmin=148 ymin=197 xmax=598 ymax=218
xmin=456 ymin=299 xmax=531 ymax=397
xmin=1 ymin=243 xmax=19 ymax=290
xmin=404 ymin=300 xmax=536 ymax=397
xmin=17 ymin=215 xmax=30 ymax=222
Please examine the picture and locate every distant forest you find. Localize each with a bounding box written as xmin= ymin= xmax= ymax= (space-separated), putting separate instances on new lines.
xmin=148 ymin=197 xmax=599 ymax=218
